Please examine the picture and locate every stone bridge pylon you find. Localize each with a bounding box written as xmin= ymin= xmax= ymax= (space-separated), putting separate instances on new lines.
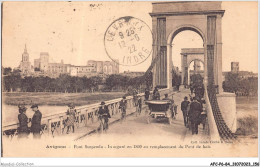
xmin=150 ymin=1 xmax=237 ymax=140
xmin=150 ymin=1 xmax=224 ymax=93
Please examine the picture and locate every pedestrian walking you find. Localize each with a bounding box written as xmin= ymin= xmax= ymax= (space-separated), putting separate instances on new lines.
xmin=17 ymin=105 xmax=30 ymax=139
xmin=188 ymin=96 xmax=203 ymax=135
xmin=66 ymin=103 xmax=76 ymax=134
xmin=30 ymin=104 xmax=42 ymax=139
xmin=195 ymin=84 xmax=204 ymax=99
xmin=98 ymin=101 xmax=111 ymax=132
xmin=162 ymin=94 xmax=176 ymax=119
xmin=133 ymin=89 xmax=139 ymax=114
xmin=119 ymin=96 xmax=127 ymax=121
xmin=136 ymin=96 xmax=142 ymax=116
xmin=145 ymin=88 xmax=150 ymax=100
xmin=181 ymin=96 xmax=190 ymax=127
xmin=190 ymin=84 xmax=194 ymax=95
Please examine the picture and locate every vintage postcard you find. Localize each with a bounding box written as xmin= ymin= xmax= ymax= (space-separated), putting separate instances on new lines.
xmin=1 ymin=1 xmax=258 ymax=158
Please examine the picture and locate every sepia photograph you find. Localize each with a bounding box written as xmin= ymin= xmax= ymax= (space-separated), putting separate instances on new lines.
xmin=1 ymin=0 xmax=258 ymax=159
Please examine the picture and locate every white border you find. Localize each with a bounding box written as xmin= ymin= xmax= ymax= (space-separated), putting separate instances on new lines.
xmin=0 ymin=0 xmax=259 ymax=166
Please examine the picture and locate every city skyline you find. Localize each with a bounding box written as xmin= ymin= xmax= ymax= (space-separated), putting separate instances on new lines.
xmin=2 ymin=1 xmax=258 ymax=73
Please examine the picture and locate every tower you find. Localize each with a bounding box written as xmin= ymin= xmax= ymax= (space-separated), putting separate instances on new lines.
xmin=19 ymin=44 xmax=32 ymax=75
xmin=22 ymin=44 xmax=29 ymax=62
xmin=39 ymin=52 xmax=49 ymax=72
xmin=231 ymin=62 xmax=239 ymax=73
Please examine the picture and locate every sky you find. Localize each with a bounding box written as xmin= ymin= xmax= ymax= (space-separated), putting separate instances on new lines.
xmin=2 ymin=1 xmax=258 ymax=73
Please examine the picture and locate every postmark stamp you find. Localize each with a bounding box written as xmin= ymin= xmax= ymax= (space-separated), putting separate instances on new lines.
xmin=104 ymin=16 xmax=153 ymax=66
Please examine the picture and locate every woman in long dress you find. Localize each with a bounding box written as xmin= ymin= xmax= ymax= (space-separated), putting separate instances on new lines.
xmin=17 ymin=105 xmax=30 ymax=139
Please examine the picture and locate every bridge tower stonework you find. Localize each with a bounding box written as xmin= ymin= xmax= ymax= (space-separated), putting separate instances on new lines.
xmin=180 ymin=48 xmax=204 ymax=86
xmin=150 ymin=1 xmax=223 ymax=91
xmin=150 ymin=1 xmax=237 ymax=134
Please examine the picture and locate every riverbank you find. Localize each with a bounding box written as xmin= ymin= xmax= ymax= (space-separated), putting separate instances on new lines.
xmin=2 ymin=92 xmax=125 ymax=106
xmin=236 ymin=96 xmax=258 ymax=138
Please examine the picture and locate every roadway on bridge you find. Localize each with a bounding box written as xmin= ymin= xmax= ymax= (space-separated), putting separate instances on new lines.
xmin=83 ymin=88 xmax=209 ymax=143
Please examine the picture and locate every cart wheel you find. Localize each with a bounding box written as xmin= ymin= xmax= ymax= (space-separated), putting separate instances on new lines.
xmin=147 ymin=116 xmax=150 ymax=124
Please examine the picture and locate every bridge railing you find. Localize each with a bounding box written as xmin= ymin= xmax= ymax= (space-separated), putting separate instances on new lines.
xmin=2 ymin=88 xmax=175 ymax=140
xmin=2 ymin=90 xmax=161 ymax=140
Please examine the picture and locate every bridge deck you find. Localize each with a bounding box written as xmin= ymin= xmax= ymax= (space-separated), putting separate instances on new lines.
xmin=73 ymin=88 xmax=209 ymax=142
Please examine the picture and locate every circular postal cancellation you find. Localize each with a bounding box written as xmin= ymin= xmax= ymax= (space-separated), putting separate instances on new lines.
xmin=104 ymin=16 xmax=153 ymax=66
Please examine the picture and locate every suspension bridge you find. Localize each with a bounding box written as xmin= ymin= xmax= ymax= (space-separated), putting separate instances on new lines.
xmin=2 ymin=1 xmax=237 ymax=143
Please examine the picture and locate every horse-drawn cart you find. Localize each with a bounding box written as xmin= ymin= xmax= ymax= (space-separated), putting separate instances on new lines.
xmin=145 ymin=100 xmax=173 ymax=124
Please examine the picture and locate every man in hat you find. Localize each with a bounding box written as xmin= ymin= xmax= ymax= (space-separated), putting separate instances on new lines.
xmin=31 ymin=104 xmax=42 ymax=139
xmin=98 ymin=101 xmax=111 ymax=132
xmin=119 ymin=96 xmax=127 ymax=121
xmin=188 ymin=96 xmax=203 ymax=135
xmin=144 ymin=88 xmax=150 ymax=100
xmin=181 ymin=96 xmax=190 ymax=127
xmin=66 ymin=103 xmax=77 ymax=134
xmin=17 ymin=105 xmax=30 ymax=139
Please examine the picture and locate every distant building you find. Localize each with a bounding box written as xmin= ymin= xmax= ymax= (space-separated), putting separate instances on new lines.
xmin=121 ymin=71 xmax=145 ymax=78
xmin=40 ymin=52 xmax=49 ymax=72
xmin=18 ymin=44 xmax=33 ymax=76
xmin=231 ymin=62 xmax=239 ymax=73
xmin=70 ymin=65 xmax=96 ymax=77
xmin=47 ymin=60 xmax=72 ymax=78
xmin=21 ymin=49 xmax=119 ymax=78
xmin=87 ymin=60 xmax=119 ymax=75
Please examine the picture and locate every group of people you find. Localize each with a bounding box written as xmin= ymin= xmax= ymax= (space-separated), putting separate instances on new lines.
xmin=17 ymin=103 xmax=79 ymax=139
xmin=190 ymin=83 xmax=205 ymax=99
xmin=17 ymin=85 xmax=206 ymax=138
xmin=181 ymin=95 xmax=206 ymax=135
xmin=16 ymin=91 xmax=142 ymax=138
xmin=17 ymin=104 xmax=42 ymax=139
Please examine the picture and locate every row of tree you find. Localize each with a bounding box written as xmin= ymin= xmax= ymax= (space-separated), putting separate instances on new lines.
xmin=2 ymin=68 xmax=153 ymax=93
xmin=223 ymin=72 xmax=258 ymax=96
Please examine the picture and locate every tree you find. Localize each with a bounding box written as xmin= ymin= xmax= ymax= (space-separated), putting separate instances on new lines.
xmin=57 ymin=74 xmax=71 ymax=93
xmin=3 ymin=67 xmax=12 ymax=75
xmin=172 ymin=69 xmax=181 ymax=87
xmin=89 ymin=76 xmax=103 ymax=92
xmin=4 ymin=70 xmax=22 ymax=92
xmin=3 ymin=76 xmax=12 ymax=92
xmin=223 ymin=72 xmax=240 ymax=93
xmin=21 ymin=76 xmax=34 ymax=92
xmin=105 ymin=74 xmax=130 ymax=91
xmin=69 ymin=77 xmax=84 ymax=93
xmin=75 ymin=77 xmax=84 ymax=93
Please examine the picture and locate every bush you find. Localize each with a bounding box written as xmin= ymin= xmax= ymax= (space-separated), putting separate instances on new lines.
xmin=236 ymin=116 xmax=258 ymax=136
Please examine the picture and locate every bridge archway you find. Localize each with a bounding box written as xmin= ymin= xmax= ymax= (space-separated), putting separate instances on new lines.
xmin=150 ymin=1 xmax=224 ymax=93
xmin=180 ymin=48 xmax=204 ymax=86
xmin=188 ymin=59 xmax=204 ymax=86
